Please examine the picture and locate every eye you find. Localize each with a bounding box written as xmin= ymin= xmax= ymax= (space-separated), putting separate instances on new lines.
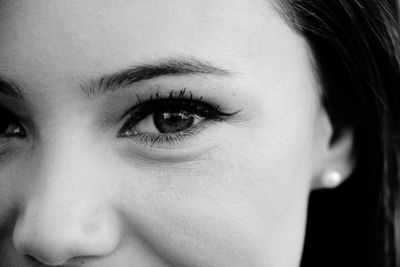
xmin=118 ymin=93 xmax=238 ymax=146
xmin=0 ymin=109 xmax=25 ymax=138
xmin=129 ymin=109 xmax=202 ymax=135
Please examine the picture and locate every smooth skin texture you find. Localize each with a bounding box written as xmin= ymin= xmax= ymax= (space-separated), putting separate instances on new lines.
xmin=0 ymin=0 xmax=354 ymax=266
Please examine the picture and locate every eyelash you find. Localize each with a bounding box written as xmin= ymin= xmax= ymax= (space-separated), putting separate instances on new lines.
xmin=118 ymin=89 xmax=238 ymax=146
xmin=0 ymin=89 xmax=238 ymax=148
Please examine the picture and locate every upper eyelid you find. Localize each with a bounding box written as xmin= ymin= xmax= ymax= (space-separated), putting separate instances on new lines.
xmin=117 ymin=95 xmax=240 ymax=136
xmin=0 ymin=78 xmax=24 ymax=101
xmin=0 ymin=106 xmax=21 ymax=122
xmin=120 ymin=97 xmax=237 ymax=124
xmin=120 ymin=90 xmax=214 ymax=118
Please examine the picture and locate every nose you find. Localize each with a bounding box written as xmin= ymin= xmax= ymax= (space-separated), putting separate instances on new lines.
xmin=13 ymin=206 xmax=121 ymax=266
xmin=12 ymin=143 xmax=122 ymax=265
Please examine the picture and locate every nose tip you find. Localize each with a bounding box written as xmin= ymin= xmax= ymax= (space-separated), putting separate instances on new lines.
xmin=12 ymin=208 xmax=121 ymax=266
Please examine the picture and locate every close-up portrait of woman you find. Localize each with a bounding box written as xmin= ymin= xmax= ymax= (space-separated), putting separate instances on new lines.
xmin=0 ymin=0 xmax=399 ymax=266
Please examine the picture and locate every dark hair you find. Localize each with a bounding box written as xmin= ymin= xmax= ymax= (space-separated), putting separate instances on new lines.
xmin=275 ymin=1 xmax=400 ymax=266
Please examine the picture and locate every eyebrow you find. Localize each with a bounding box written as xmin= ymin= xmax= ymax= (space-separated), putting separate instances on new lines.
xmin=82 ymin=58 xmax=232 ymax=97
xmin=0 ymin=77 xmax=24 ymax=100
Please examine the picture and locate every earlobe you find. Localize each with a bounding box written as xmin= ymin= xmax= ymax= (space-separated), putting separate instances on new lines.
xmin=311 ymin=111 xmax=355 ymax=190
xmin=319 ymin=170 xmax=344 ymax=188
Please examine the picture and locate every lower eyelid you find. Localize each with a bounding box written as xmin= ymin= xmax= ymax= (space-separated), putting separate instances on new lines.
xmin=133 ymin=124 xmax=206 ymax=147
xmin=0 ymin=141 xmax=20 ymax=162
xmin=117 ymin=126 xmax=220 ymax=162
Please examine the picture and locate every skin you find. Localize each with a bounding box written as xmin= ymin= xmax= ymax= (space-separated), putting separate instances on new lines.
xmin=0 ymin=0 xmax=354 ymax=266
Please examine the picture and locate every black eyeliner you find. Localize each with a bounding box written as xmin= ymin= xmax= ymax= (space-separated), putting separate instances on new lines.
xmin=118 ymin=88 xmax=240 ymax=146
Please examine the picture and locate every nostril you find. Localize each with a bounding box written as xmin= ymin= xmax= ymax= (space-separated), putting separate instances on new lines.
xmin=25 ymin=254 xmax=64 ymax=267
xmin=13 ymin=232 xmax=69 ymax=266
xmin=19 ymin=248 xmax=68 ymax=266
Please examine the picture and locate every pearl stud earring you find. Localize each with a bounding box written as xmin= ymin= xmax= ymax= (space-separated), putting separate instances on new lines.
xmin=321 ymin=171 xmax=343 ymax=188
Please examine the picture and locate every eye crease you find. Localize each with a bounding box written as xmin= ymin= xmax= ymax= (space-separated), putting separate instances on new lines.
xmin=118 ymin=89 xmax=239 ymax=146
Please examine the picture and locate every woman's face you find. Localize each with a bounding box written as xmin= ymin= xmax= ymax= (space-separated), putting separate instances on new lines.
xmin=0 ymin=1 xmax=352 ymax=266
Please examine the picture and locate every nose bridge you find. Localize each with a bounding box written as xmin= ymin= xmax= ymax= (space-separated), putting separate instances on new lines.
xmin=27 ymin=131 xmax=103 ymax=214
xmin=31 ymin=122 xmax=110 ymax=202
xmin=13 ymin=134 xmax=122 ymax=265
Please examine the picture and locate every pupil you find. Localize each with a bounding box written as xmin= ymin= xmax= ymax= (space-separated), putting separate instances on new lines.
xmin=153 ymin=110 xmax=195 ymax=133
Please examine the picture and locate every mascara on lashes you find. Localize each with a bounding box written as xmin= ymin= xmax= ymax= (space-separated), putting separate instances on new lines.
xmin=118 ymin=89 xmax=239 ymax=146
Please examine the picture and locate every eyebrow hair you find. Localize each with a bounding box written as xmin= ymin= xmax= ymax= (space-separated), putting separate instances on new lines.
xmin=82 ymin=58 xmax=232 ymax=97
xmin=0 ymin=77 xmax=24 ymax=100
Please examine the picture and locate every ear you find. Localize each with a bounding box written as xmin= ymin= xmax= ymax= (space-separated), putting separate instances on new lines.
xmin=311 ymin=109 xmax=355 ymax=190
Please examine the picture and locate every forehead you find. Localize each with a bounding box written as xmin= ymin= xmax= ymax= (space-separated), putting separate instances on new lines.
xmin=0 ymin=0 xmax=292 ymax=76
xmin=0 ymin=0 xmax=312 ymax=110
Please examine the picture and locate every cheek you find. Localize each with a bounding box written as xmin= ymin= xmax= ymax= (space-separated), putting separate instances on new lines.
xmin=116 ymin=113 xmax=316 ymax=266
